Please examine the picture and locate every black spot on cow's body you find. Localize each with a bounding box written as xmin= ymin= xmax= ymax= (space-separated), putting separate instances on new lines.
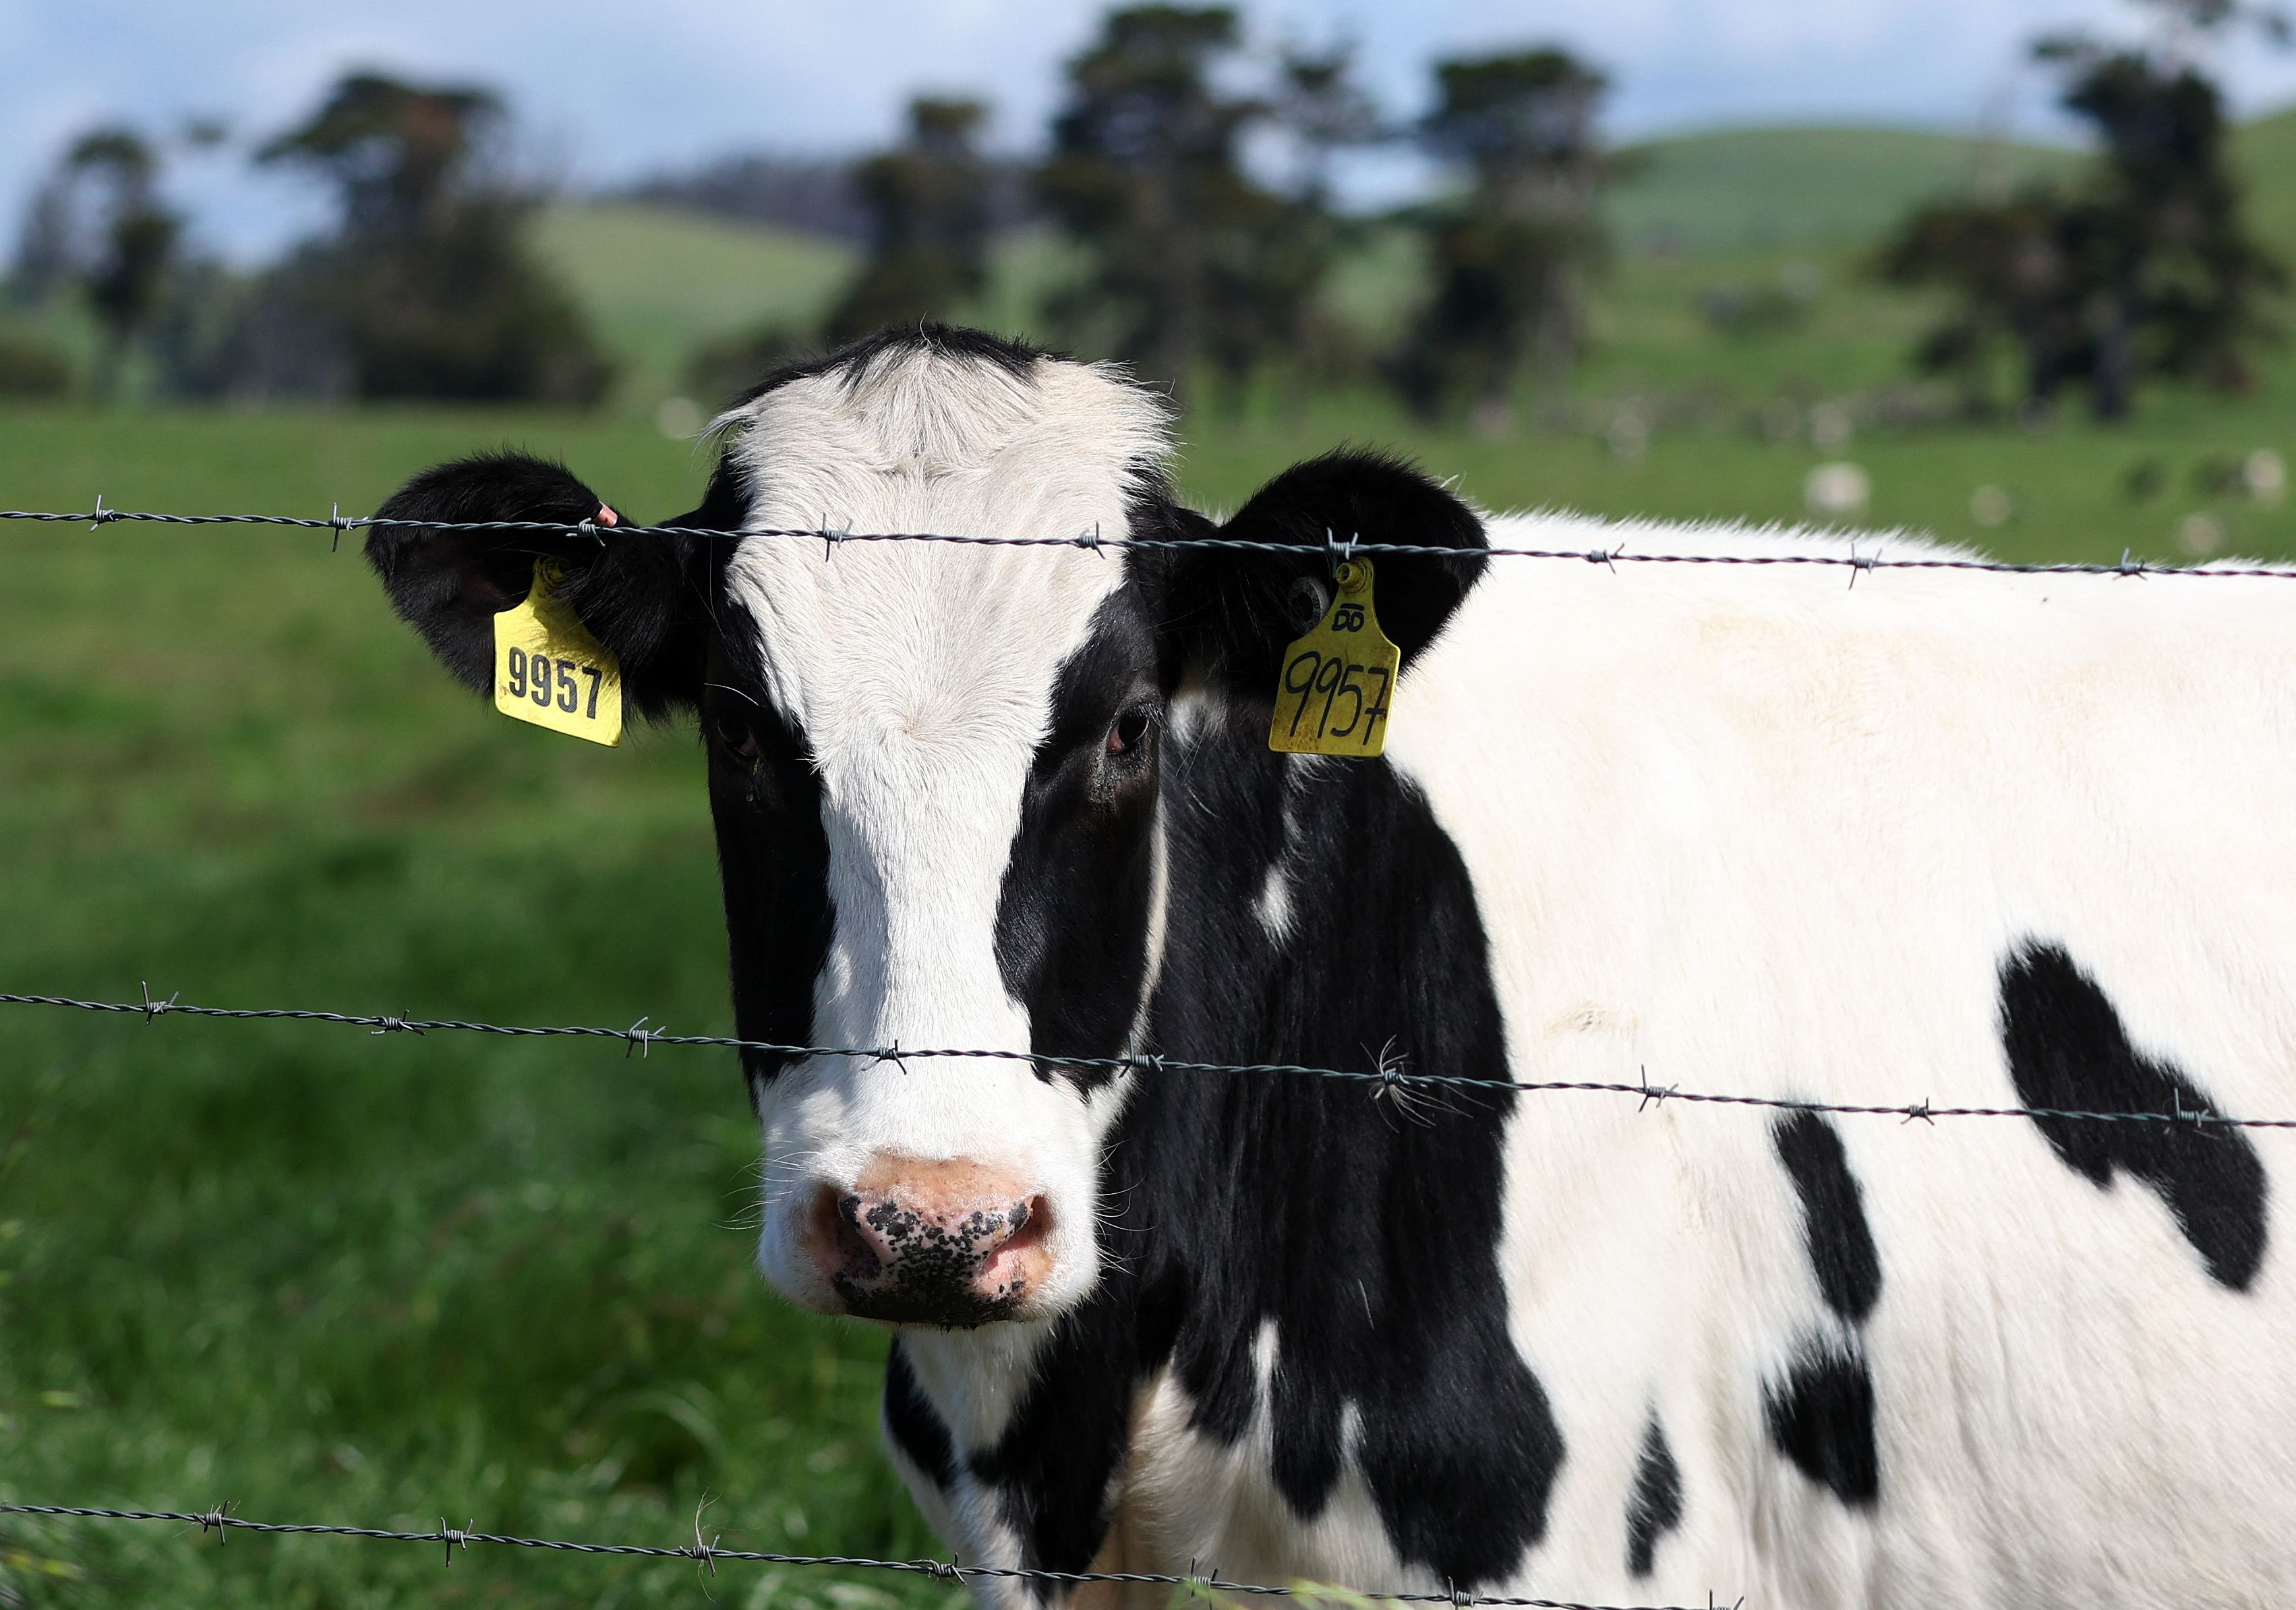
xmin=1999 ymin=941 xmax=2268 ymax=1290
xmin=1773 ymin=1113 xmax=1881 ymax=1323
xmin=1764 ymin=1341 xmax=1878 ymax=1507
xmin=883 ymin=1342 xmax=956 ymax=1490
xmin=1626 ymin=1415 xmax=1684 ymax=1578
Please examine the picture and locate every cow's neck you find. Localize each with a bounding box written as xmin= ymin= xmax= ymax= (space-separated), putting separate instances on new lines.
xmin=892 ymin=714 xmax=1558 ymax=1589
xmin=1088 ymin=716 xmax=1557 ymax=1581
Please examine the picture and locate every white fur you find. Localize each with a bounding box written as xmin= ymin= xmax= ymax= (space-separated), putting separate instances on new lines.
xmin=721 ymin=345 xmax=1168 ymax=1323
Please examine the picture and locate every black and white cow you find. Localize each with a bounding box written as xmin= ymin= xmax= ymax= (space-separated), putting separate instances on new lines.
xmin=369 ymin=324 xmax=2296 ymax=1609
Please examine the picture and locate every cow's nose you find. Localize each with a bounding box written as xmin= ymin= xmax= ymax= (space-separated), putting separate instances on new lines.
xmin=804 ymin=1157 xmax=1051 ymax=1327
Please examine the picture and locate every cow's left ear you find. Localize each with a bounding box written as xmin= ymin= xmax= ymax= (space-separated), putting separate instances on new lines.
xmin=1148 ymin=450 xmax=1488 ymax=697
xmin=365 ymin=451 xmax=711 ymax=719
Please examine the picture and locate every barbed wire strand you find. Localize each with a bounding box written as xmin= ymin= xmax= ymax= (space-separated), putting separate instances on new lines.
xmin=0 ymin=1504 xmax=1711 ymax=1610
xmin=5 ymin=989 xmax=2290 ymax=1133
xmin=3 ymin=506 xmax=2289 ymax=580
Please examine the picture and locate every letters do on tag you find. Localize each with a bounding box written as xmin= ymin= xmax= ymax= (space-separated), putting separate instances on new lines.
xmin=491 ymin=560 xmax=624 ymax=747
xmin=1268 ymin=558 xmax=1401 ymax=758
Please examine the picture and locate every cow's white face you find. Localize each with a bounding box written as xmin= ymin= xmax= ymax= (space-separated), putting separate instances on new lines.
xmin=709 ymin=342 xmax=1174 ymax=1326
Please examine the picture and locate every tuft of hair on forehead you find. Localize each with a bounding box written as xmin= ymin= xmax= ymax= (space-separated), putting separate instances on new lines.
xmin=710 ymin=328 xmax=1172 ymax=741
xmin=713 ymin=327 xmax=1173 ymax=538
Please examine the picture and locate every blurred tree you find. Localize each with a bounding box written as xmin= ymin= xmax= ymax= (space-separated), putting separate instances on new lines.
xmin=6 ymin=176 xmax=78 ymax=309
xmin=1038 ymin=5 xmax=1273 ymax=397
xmin=1880 ymin=0 xmax=2285 ymax=420
xmin=4 ymin=128 xmax=184 ymax=397
xmin=1876 ymin=189 xmax=2090 ymax=415
xmin=1249 ymin=41 xmax=1385 ymax=418
xmin=67 ymin=130 xmax=183 ymax=400
xmin=1396 ymin=49 xmax=1610 ymax=431
xmin=824 ymin=97 xmax=996 ymax=343
xmin=258 ymin=71 xmax=612 ymax=405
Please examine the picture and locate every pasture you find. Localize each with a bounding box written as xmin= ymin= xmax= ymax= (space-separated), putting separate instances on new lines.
xmin=8 ymin=116 xmax=2296 ymax=1604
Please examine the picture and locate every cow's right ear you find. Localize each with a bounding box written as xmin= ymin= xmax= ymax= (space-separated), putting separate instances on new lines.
xmin=365 ymin=451 xmax=710 ymax=718
xmin=1146 ymin=450 xmax=1489 ymax=700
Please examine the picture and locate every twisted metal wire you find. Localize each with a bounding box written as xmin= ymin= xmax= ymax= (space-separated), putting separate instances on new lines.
xmin=5 ymin=988 xmax=2291 ymax=1132
xmin=2 ymin=505 xmax=2288 ymax=579
xmin=0 ymin=1504 xmax=1709 ymax=1609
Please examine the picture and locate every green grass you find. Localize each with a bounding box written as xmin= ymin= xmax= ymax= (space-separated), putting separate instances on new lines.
xmin=0 ymin=411 xmax=946 ymax=1608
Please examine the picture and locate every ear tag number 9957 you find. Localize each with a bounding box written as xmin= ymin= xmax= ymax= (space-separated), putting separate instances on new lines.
xmin=1268 ymin=558 xmax=1401 ymax=759
xmin=493 ymin=560 xmax=624 ymax=747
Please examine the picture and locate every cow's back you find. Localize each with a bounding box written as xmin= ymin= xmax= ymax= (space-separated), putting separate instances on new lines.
xmin=1384 ymin=515 xmax=2296 ymax=1607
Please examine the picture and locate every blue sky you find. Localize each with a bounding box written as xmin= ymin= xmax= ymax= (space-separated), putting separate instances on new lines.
xmin=12 ymin=0 xmax=2296 ymax=260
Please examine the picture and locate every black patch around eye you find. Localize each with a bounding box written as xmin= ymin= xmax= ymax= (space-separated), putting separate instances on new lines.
xmin=995 ymin=589 xmax=1164 ymax=1094
xmin=1997 ymin=940 xmax=2268 ymax=1291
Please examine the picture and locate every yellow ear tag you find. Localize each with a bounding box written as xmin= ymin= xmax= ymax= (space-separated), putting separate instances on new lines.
xmin=492 ymin=560 xmax=623 ymax=747
xmin=1268 ymin=558 xmax=1401 ymax=758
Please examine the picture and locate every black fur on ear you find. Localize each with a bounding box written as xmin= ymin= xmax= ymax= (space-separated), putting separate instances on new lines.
xmin=1146 ymin=449 xmax=1488 ymax=698
xmin=365 ymin=451 xmax=717 ymax=719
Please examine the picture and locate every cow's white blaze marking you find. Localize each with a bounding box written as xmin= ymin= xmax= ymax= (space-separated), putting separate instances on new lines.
xmin=718 ymin=344 xmax=1169 ymax=1321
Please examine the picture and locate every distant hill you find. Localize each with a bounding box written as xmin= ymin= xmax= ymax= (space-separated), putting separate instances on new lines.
xmin=531 ymin=203 xmax=854 ymax=401
xmin=535 ymin=115 xmax=2296 ymax=407
xmin=1603 ymin=125 xmax=2085 ymax=255
xmin=2233 ymin=106 xmax=2296 ymax=258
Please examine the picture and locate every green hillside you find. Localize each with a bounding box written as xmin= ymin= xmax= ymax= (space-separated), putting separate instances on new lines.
xmin=1604 ymin=125 xmax=2084 ymax=254
xmin=531 ymin=124 xmax=2092 ymax=406
xmin=522 ymin=111 xmax=2296 ymax=413
xmin=2233 ymin=105 xmax=2296 ymax=257
xmin=531 ymin=202 xmax=855 ymax=401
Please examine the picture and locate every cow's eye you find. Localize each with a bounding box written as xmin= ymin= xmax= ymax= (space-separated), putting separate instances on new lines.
xmin=715 ymin=715 xmax=762 ymax=762
xmin=1106 ymin=708 xmax=1153 ymax=758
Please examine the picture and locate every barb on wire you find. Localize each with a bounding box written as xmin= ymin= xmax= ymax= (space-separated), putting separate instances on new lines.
xmin=6 ymin=506 xmax=2296 ymax=581
xmin=5 ymin=989 xmax=2295 ymax=1132
xmin=0 ymin=1504 xmax=1703 ymax=1610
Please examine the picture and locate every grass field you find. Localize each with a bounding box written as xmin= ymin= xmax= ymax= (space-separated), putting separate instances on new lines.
xmin=8 ymin=112 xmax=2296 ymax=1609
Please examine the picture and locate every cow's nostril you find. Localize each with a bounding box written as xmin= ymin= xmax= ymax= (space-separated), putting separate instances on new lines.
xmin=808 ymin=1184 xmax=886 ymax=1280
xmin=800 ymin=1166 xmax=1055 ymax=1325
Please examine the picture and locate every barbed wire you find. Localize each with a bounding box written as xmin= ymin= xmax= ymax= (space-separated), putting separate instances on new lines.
xmin=3 ymin=504 xmax=2290 ymax=580
xmin=5 ymin=988 xmax=2291 ymax=1133
xmin=0 ymin=1503 xmax=1713 ymax=1610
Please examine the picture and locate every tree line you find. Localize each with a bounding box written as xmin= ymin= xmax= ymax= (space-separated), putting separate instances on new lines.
xmin=7 ymin=75 xmax=612 ymax=405
xmin=706 ymin=6 xmax=1611 ymax=428
xmin=1879 ymin=0 xmax=2286 ymax=422
xmin=4 ymin=0 xmax=2283 ymax=425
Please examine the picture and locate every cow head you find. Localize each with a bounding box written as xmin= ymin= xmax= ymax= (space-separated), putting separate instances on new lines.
xmin=368 ymin=325 xmax=1485 ymax=1329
